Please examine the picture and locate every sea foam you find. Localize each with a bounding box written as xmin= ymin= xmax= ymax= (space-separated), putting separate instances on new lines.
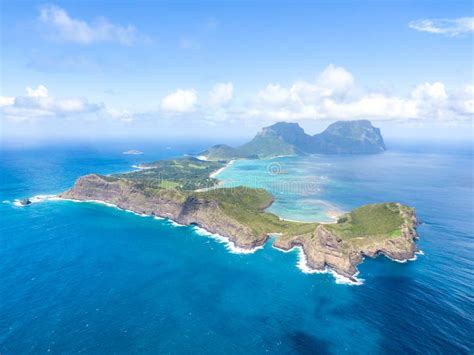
xmin=272 ymin=245 xmax=364 ymax=286
xmin=12 ymin=194 xmax=59 ymax=207
xmin=192 ymin=225 xmax=263 ymax=254
xmin=11 ymin=193 xmax=364 ymax=283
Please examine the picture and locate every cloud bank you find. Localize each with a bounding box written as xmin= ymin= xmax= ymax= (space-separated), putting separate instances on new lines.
xmin=2 ymin=65 xmax=472 ymax=125
xmin=241 ymin=65 xmax=473 ymax=123
xmin=409 ymin=17 xmax=474 ymax=36
xmin=1 ymin=85 xmax=102 ymax=121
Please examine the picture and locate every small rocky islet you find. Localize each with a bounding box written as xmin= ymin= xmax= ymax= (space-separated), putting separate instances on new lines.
xmin=61 ymin=120 xmax=419 ymax=281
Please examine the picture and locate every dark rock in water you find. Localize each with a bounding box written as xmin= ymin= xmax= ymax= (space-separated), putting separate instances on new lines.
xmin=20 ymin=198 xmax=31 ymax=206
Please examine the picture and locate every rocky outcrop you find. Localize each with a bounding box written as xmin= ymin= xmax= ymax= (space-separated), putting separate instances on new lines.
xmin=20 ymin=198 xmax=31 ymax=206
xmin=60 ymin=174 xmax=266 ymax=249
xmin=176 ymin=196 xmax=266 ymax=249
xmin=60 ymin=174 xmax=185 ymax=218
xmin=61 ymin=174 xmax=419 ymax=280
xmin=273 ymin=207 xmax=418 ymax=280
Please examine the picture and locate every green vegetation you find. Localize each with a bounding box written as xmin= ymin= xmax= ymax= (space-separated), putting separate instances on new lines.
xmin=195 ymin=189 xmax=409 ymax=242
xmin=194 ymin=187 xmax=318 ymax=237
xmin=201 ymin=120 xmax=385 ymax=160
xmin=108 ymin=158 xmax=408 ymax=243
xmin=106 ymin=155 xmax=408 ymax=244
xmin=159 ymin=180 xmax=180 ymax=189
xmin=114 ymin=157 xmax=225 ymax=191
xmin=326 ymin=203 xmax=406 ymax=240
xmin=201 ymin=144 xmax=245 ymax=160
xmin=203 ymin=131 xmax=296 ymax=160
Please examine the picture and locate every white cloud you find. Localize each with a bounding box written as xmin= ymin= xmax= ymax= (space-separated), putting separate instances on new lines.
xmin=319 ymin=94 xmax=418 ymax=120
xmin=208 ymin=82 xmax=234 ymax=107
xmin=0 ymin=96 xmax=15 ymax=107
xmin=161 ymin=89 xmax=198 ymax=113
xmin=257 ymin=64 xmax=354 ymax=109
xmin=450 ymin=84 xmax=474 ymax=117
xmin=409 ymin=17 xmax=474 ymax=36
xmin=39 ymin=4 xmax=148 ymax=45
xmin=4 ymin=68 xmax=472 ymax=127
xmin=409 ymin=82 xmax=448 ymax=119
xmin=412 ymin=82 xmax=448 ymax=101
xmin=1 ymin=85 xmax=102 ymax=121
xmin=316 ymin=64 xmax=354 ymax=96
xmin=26 ymin=85 xmax=49 ymax=98
xmin=258 ymin=84 xmax=290 ymax=106
xmin=245 ymin=65 xmax=473 ymax=122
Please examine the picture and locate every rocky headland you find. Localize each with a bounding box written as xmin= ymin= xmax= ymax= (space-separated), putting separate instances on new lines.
xmin=61 ymin=172 xmax=419 ymax=281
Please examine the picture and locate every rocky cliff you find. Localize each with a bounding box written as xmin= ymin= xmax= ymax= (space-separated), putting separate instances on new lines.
xmin=60 ymin=174 xmax=266 ymax=249
xmin=274 ymin=204 xmax=418 ymax=279
xmin=61 ymin=174 xmax=418 ymax=280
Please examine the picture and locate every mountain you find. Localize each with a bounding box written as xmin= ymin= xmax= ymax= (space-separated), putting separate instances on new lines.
xmin=202 ymin=120 xmax=386 ymax=160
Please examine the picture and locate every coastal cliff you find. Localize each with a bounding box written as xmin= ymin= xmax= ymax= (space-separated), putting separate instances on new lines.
xmin=61 ymin=174 xmax=418 ymax=280
xmin=60 ymin=174 xmax=267 ymax=249
xmin=274 ymin=204 xmax=418 ymax=279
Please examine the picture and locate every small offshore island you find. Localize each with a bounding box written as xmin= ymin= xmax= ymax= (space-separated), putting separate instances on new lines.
xmin=61 ymin=120 xmax=419 ymax=282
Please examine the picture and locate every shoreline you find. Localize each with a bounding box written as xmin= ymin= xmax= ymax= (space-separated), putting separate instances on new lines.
xmin=10 ymin=194 xmax=361 ymax=284
xmin=271 ymin=244 xmax=364 ymax=286
xmin=9 ymin=193 xmax=419 ymax=286
xmin=13 ymin=194 xmax=264 ymax=255
xmin=209 ymin=159 xmax=235 ymax=179
xmin=10 ymin=154 xmax=420 ymax=286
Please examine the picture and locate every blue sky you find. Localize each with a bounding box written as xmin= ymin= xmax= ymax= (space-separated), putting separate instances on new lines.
xmin=1 ymin=0 xmax=473 ymax=141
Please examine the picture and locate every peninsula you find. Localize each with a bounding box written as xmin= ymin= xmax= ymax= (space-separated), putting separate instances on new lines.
xmin=61 ymin=120 xmax=419 ymax=281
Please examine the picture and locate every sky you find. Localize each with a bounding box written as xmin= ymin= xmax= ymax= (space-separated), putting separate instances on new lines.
xmin=0 ymin=0 xmax=473 ymax=142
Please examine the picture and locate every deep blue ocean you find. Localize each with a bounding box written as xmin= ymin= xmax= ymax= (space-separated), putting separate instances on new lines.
xmin=0 ymin=140 xmax=473 ymax=354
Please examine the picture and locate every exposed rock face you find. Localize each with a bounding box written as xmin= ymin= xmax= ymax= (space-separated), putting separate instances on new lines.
xmin=60 ymin=174 xmax=184 ymax=218
xmin=61 ymin=174 xmax=418 ymax=280
xmin=60 ymin=174 xmax=266 ymax=249
xmin=274 ymin=206 xmax=418 ymax=279
xmin=20 ymin=198 xmax=31 ymax=206
xmin=176 ymin=196 xmax=266 ymax=249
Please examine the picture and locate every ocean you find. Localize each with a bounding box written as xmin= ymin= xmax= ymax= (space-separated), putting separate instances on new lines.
xmin=0 ymin=140 xmax=472 ymax=354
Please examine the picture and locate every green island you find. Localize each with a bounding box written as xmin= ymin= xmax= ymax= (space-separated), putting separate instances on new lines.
xmin=61 ymin=129 xmax=419 ymax=281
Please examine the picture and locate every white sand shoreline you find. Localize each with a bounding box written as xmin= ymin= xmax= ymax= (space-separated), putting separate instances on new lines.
xmin=209 ymin=159 xmax=235 ymax=179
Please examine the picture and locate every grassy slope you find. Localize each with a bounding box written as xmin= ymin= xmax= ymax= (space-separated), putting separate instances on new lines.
xmin=198 ymin=189 xmax=411 ymax=244
xmin=193 ymin=187 xmax=318 ymax=237
xmin=325 ymin=203 xmax=406 ymax=240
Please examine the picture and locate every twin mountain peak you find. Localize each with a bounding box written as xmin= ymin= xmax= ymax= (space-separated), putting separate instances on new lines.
xmin=202 ymin=120 xmax=386 ymax=160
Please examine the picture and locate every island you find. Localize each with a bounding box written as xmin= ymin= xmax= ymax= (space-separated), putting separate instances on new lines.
xmin=201 ymin=119 xmax=386 ymax=160
xmin=123 ymin=150 xmax=143 ymax=155
xmin=60 ymin=121 xmax=419 ymax=282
